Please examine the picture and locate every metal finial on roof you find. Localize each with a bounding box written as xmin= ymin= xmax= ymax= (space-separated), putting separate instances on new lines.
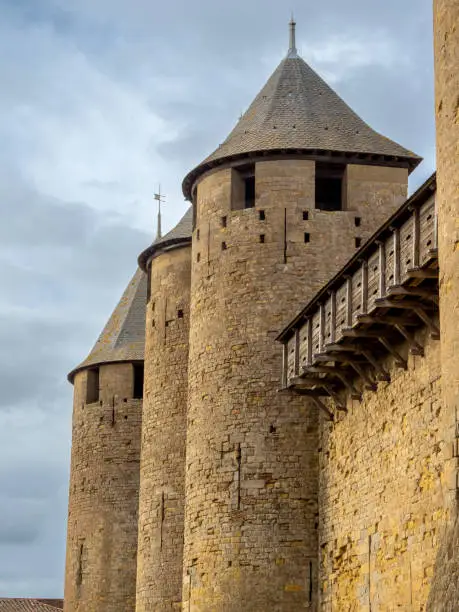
xmin=288 ymin=15 xmax=298 ymax=58
xmin=154 ymin=186 xmax=165 ymax=240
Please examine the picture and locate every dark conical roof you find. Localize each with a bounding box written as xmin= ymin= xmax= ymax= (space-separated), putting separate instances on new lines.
xmin=138 ymin=207 xmax=192 ymax=271
xmin=68 ymin=268 xmax=147 ymax=382
xmin=183 ymin=38 xmax=421 ymax=198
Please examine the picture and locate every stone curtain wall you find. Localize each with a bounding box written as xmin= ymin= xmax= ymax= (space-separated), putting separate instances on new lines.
xmin=319 ymin=331 xmax=446 ymax=610
xmin=64 ymin=363 xmax=141 ymax=612
xmin=183 ymin=159 xmax=408 ymax=611
xmin=136 ymin=245 xmax=191 ymax=611
xmin=426 ymin=1 xmax=459 ymax=608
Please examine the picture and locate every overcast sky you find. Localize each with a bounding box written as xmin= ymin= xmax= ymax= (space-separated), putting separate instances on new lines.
xmin=0 ymin=0 xmax=435 ymax=598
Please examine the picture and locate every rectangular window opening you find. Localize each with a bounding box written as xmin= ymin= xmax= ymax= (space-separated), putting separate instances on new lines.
xmin=259 ymin=234 xmax=265 ymax=244
xmin=221 ymin=216 xmax=227 ymax=228
xmin=86 ymin=368 xmax=99 ymax=404
xmin=315 ymin=163 xmax=346 ymax=211
xmin=303 ymin=211 xmax=309 ymax=221
xmin=354 ymin=216 xmax=361 ymax=227
xmin=304 ymin=232 xmax=310 ymax=243
xmin=259 ymin=210 xmax=265 ymax=221
xmin=196 ymin=228 xmax=200 ymax=240
xmin=221 ymin=241 xmax=227 ymax=250
xmin=231 ymin=164 xmax=255 ymax=210
xmin=197 ymin=252 xmax=201 ymax=262
xmin=177 ymin=309 xmax=184 ymax=319
xmin=355 ymin=237 xmax=362 ymax=248
xmin=133 ymin=363 xmax=144 ymax=399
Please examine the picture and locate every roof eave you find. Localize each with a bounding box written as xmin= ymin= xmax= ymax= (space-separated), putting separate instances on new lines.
xmin=138 ymin=236 xmax=192 ymax=272
xmin=182 ymin=148 xmax=422 ymax=200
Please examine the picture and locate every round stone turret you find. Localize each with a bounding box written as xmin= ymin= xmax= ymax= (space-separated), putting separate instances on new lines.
xmin=64 ymin=269 xmax=146 ymax=612
xmin=136 ymin=208 xmax=192 ymax=611
xmin=181 ymin=22 xmax=415 ymax=611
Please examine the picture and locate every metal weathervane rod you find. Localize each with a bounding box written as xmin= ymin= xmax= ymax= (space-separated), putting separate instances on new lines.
xmin=154 ymin=185 xmax=165 ymax=240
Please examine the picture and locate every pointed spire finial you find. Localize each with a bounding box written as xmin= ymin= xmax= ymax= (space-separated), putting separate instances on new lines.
xmin=154 ymin=186 xmax=165 ymax=240
xmin=287 ymin=14 xmax=299 ymax=58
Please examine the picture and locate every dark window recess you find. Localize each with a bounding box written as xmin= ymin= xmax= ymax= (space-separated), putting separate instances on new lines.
xmin=197 ymin=252 xmax=201 ymax=262
xmin=355 ymin=237 xmax=362 ymax=248
xmin=259 ymin=210 xmax=265 ymax=221
xmin=192 ymin=187 xmax=198 ymax=230
xmin=260 ymin=234 xmax=265 ymax=243
xmin=355 ymin=217 xmax=361 ymax=227
xmin=196 ymin=228 xmax=200 ymax=240
xmin=86 ymin=368 xmax=99 ymax=404
xmin=146 ymin=262 xmax=152 ymax=303
xmin=303 ymin=211 xmax=309 ymax=220
xmin=244 ymin=176 xmax=255 ymax=208
xmin=304 ymin=232 xmax=310 ymax=243
xmin=231 ymin=163 xmax=255 ymax=210
xmin=177 ymin=309 xmax=184 ymax=319
xmin=315 ymin=163 xmax=345 ymax=211
xmin=133 ymin=363 xmax=144 ymax=399
xmin=221 ymin=216 xmax=227 ymax=228
xmin=221 ymin=241 xmax=227 ymax=251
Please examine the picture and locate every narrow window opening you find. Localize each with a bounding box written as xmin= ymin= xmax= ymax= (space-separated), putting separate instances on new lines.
xmin=221 ymin=216 xmax=227 ymax=228
xmin=303 ymin=211 xmax=309 ymax=221
xmin=197 ymin=252 xmax=201 ymax=262
xmin=221 ymin=241 xmax=227 ymax=251
xmin=259 ymin=234 xmax=265 ymax=244
xmin=133 ymin=363 xmax=144 ymax=399
xmin=315 ymin=163 xmax=345 ymax=211
xmin=304 ymin=232 xmax=310 ymax=243
xmin=177 ymin=309 xmax=184 ymax=319
xmin=196 ymin=228 xmax=200 ymax=240
xmin=355 ymin=216 xmax=361 ymax=227
xmin=244 ymin=176 xmax=255 ymax=208
xmin=259 ymin=210 xmax=265 ymax=221
xmin=355 ymin=237 xmax=362 ymax=248
xmin=231 ymin=164 xmax=255 ymax=210
xmin=86 ymin=368 xmax=99 ymax=404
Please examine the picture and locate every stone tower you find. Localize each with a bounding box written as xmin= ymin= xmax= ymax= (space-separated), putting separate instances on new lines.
xmin=181 ymin=21 xmax=420 ymax=611
xmin=427 ymin=1 xmax=459 ymax=607
xmin=135 ymin=209 xmax=192 ymax=611
xmin=64 ymin=269 xmax=146 ymax=612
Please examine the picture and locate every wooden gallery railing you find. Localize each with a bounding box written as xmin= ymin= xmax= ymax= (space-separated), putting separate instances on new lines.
xmin=277 ymin=174 xmax=438 ymax=420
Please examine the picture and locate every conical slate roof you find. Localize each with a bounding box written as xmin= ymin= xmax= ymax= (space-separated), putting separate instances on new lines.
xmin=138 ymin=207 xmax=192 ymax=271
xmin=68 ymin=268 xmax=147 ymax=382
xmin=183 ymin=24 xmax=420 ymax=198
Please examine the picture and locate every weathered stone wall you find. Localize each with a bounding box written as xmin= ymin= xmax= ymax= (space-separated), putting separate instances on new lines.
xmin=318 ymin=331 xmax=447 ymax=610
xmin=183 ymin=158 xmax=408 ymax=611
xmin=426 ymin=2 xmax=459 ymax=608
xmin=64 ymin=363 xmax=141 ymax=612
xmin=136 ymin=245 xmax=191 ymax=611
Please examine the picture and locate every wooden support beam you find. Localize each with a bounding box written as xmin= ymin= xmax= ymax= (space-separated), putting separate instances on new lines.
xmin=294 ymin=328 xmax=300 ymax=376
xmin=330 ymin=291 xmax=336 ymax=344
xmin=406 ymin=268 xmax=438 ymax=279
xmin=294 ymin=388 xmax=331 ymax=398
xmin=311 ymin=397 xmax=335 ymax=421
xmin=361 ymin=350 xmax=390 ymax=382
xmin=348 ymin=361 xmax=377 ymax=391
xmin=282 ymin=343 xmax=288 ymax=388
xmin=412 ymin=307 xmax=440 ymax=339
xmin=378 ymin=337 xmax=407 ymax=369
xmin=357 ymin=314 xmax=419 ymax=326
xmin=393 ymin=227 xmax=401 ymax=286
xmin=394 ymin=324 xmax=424 ymax=356
xmin=346 ymin=277 xmax=353 ymax=327
xmin=361 ymin=261 xmax=368 ymax=315
xmin=322 ymin=383 xmax=347 ymax=411
xmin=375 ymin=298 xmax=435 ymax=310
xmin=319 ymin=304 xmax=325 ymax=354
xmin=378 ymin=241 xmax=386 ymax=298
xmin=342 ymin=328 xmax=382 ymax=339
xmin=413 ymin=207 xmax=420 ymax=269
xmin=306 ymin=318 xmax=313 ymax=366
